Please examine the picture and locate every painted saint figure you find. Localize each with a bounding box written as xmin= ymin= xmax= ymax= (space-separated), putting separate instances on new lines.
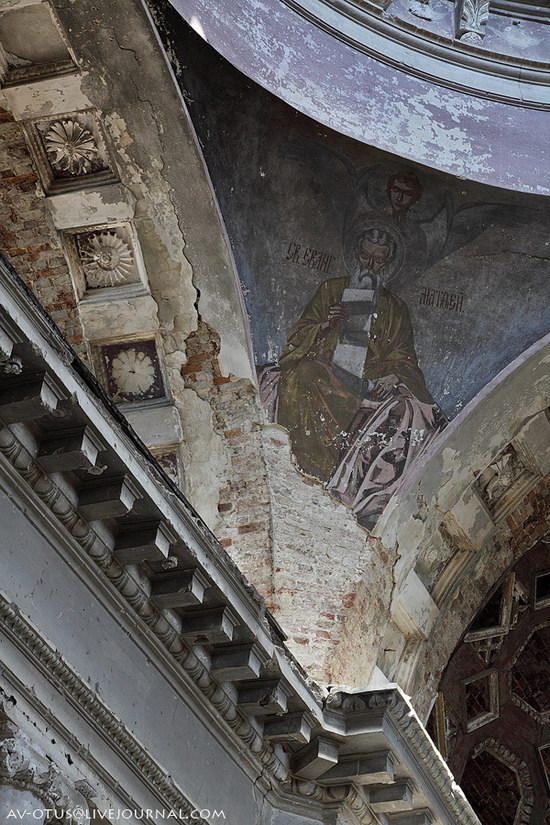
xmin=277 ymin=225 xmax=445 ymax=526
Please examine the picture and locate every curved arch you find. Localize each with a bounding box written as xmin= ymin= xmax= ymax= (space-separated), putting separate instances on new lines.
xmin=428 ymin=541 xmax=550 ymax=822
xmin=169 ymin=0 xmax=550 ymax=195
xmin=378 ymin=329 xmax=550 ymax=549
xmin=332 ymin=333 xmax=550 ymax=713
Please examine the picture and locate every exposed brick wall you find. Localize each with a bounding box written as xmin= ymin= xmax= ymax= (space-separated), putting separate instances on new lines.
xmin=261 ymin=426 xmax=379 ymax=683
xmin=181 ymin=320 xmax=274 ymax=602
xmin=0 ymin=110 xmax=85 ymax=356
xmin=179 ymin=322 xmax=392 ymax=685
xmin=330 ymin=536 xmax=397 ymax=686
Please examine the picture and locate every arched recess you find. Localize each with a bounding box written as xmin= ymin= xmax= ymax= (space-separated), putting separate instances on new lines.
xmin=425 ymin=541 xmax=550 ymax=824
xmin=331 ymin=332 xmax=550 ymax=711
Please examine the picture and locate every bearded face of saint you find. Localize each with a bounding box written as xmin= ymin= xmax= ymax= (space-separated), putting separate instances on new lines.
xmin=350 ymin=230 xmax=397 ymax=288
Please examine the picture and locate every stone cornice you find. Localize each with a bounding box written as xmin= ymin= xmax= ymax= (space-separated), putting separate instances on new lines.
xmin=325 ymin=690 xmax=481 ymax=825
xmin=0 ymin=256 xmax=479 ymax=824
xmin=0 ymin=602 xmax=209 ymax=825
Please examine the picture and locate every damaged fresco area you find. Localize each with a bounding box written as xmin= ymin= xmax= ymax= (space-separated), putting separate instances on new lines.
xmin=170 ymin=22 xmax=550 ymax=528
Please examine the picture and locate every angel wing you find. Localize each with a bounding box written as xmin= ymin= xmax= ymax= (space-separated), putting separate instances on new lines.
xmin=429 ymin=192 xmax=540 ymax=263
xmin=353 ymin=163 xmax=391 ymax=213
xmin=281 ymin=137 xmax=360 ymax=210
xmin=282 ymin=137 xmax=358 ymax=188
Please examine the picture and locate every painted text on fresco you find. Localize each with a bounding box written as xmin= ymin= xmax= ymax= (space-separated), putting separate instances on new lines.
xmin=286 ymin=241 xmax=336 ymax=274
xmin=419 ymin=287 xmax=464 ymax=314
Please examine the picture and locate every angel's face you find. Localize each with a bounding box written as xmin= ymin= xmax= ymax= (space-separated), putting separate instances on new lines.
xmin=389 ymin=180 xmax=415 ymax=214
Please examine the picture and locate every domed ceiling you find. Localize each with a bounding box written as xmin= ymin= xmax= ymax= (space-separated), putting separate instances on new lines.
xmin=166 ymin=0 xmax=550 ymax=193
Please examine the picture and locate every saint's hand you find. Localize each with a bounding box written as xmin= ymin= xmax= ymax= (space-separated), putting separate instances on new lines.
xmin=372 ymin=373 xmax=400 ymax=400
xmin=321 ymin=303 xmax=347 ymax=331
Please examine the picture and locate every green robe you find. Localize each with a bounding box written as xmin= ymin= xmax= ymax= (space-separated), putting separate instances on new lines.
xmin=277 ymin=276 xmax=432 ymax=480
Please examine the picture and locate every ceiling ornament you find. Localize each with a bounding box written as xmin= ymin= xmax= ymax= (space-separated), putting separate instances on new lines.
xmin=98 ymin=339 xmax=166 ymax=404
xmin=44 ymin=119 xmax=98 ymax=176
xmin=455 ymin=0 xmax=490 ymax=45
xmin=79 ymin=231 xmax=135 ymax=289
xmin=111 ymin=348 xmax=156 ymax=397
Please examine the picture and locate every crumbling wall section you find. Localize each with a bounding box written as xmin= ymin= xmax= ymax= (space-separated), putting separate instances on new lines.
xmin=181 ymin=320 xmax=274 ymax=599
xmin=0 ymin=108 xmax=85 ymax=354
xmin=412 ymin=475 xmax=550 ymax=719
xmin=261 ymin=426 xmax=384 ymax=682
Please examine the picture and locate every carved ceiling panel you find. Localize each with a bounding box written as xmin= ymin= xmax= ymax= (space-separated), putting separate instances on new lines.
xmin=429 ymin=541 xmax=550 ymax=824
xmin=460 ymin=746 xmax=522 ymax=825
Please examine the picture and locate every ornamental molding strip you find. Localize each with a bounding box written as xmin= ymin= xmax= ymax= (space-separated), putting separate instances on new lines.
xmin=0 ymin=707 xmax=71 ymax=824
xmin=0 ymin=255 xmax=480 ymax=825
xmin=278 ymin=0 xmax=550 ymax=110
xmin=0 ymin=608 xmax=210 ymax=825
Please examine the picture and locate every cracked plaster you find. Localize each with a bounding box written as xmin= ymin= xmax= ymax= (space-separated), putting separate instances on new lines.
xmin=41 ymin=0 xmax=254 ymax=528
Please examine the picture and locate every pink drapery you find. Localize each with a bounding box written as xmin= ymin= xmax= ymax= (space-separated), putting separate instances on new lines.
xmin=327 ymin=385 xmax=445 ymax=525
xmin=258 ymin=366 xmax=445 ymax=526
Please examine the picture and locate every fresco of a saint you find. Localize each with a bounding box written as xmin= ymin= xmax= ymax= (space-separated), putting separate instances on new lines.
xmin=263 ymin=220 xmax=446 ymax=527
xmin=256 ymin=157 xmax=541 ymax=527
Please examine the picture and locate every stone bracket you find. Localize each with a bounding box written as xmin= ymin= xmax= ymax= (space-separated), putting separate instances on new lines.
xmin=38 ymin=425 xmax=107 ymax=472
xmin=113 ymin=521 xmax=176 ymax=565
xmin=237 ymin=679 xmax=290 ymax=716
xmin=368 ymin=780 xmax=415 ymax=812
xmin=0 ymin=372 xmax=64 ymax=423
xmin=320 ymin=750 xmax=396 ymax=786
xmin=151 ymin=568 xmax=209 ymax=609
xmin=210 ymin=642 xmax=267 ymax=681
xmin=293 ymin=736 xmax=340 ymax=779
xmin=78 ymin=475 xmax=141 ymax=520
xmin=180 ymin=606 xmax=239 ymax=645
xmin=263 ymin=710 xmax=314 ymax=744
